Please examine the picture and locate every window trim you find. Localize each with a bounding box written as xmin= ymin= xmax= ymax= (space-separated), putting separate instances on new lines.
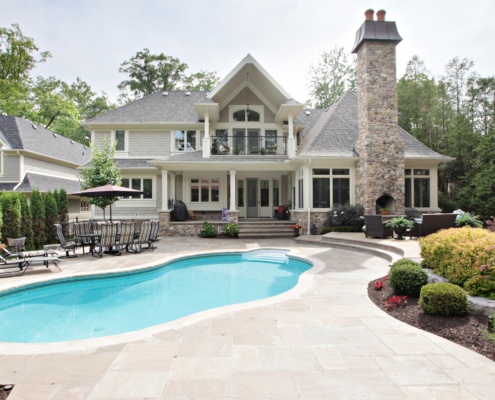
xmin=229 ymin=105 xmax=264 ymax=123
xmin=405 ymin=169 xmax=431 ymax=209
xmin=174 ymin=130 xmax=198 ymax=152
xmin=311 ymin=168 xmax=351 ymax=209
xmin=117 ymin=176 xmax=156 ymax=208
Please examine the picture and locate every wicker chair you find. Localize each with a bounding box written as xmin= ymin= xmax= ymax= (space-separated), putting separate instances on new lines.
xmin=363 ymin=215 xmax=393 ymax=239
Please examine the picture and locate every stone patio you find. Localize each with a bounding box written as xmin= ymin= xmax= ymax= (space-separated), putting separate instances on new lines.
xmin=0 ymin=235 xmax=494 ymax=399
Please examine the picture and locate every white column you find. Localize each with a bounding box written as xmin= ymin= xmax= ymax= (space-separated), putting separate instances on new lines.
xmin=170 ymin=173 xmax=176 ymax=204
xmin=287 ymin=112 xmax=296 ymax=158
xmin=302 ymin=165 xmax=310 ymax=210
xmin=229 ymin=170 xmax=236 ymax=211
xmin=161 ymin=170 xmax=168 ymax=211
xmin=203 ymin=111 xmax=211 ymax=158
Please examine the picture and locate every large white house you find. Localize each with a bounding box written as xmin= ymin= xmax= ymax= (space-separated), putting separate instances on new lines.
xmin=83 ymin=10 xmax=451 ymax=234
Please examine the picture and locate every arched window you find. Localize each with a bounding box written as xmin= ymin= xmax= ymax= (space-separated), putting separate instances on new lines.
xmin=232 ymin=109 xmax=260 ymax=122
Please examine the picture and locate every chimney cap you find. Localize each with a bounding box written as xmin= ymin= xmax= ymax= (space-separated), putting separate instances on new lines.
xmin=376 ymin=9 xmax=386 ymax=21
xmin=365 ymin=9 xmax=374 ymax=21
xmin=351 ymin=11 xmax=402 ymax=53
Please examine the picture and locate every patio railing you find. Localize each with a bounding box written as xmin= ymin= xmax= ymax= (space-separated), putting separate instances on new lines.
xmin=211 ymin=136 xmax=287 ymax=156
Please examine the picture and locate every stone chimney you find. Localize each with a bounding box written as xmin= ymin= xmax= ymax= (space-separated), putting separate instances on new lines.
xmin=352 ymin=9 xmax=405 ymax=215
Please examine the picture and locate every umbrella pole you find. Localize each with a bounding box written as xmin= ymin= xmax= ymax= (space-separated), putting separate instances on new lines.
xmin=110 ymin=203 xmax=113 ymax=222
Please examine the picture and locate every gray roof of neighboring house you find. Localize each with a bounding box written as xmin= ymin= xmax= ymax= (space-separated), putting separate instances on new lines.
xmin=0 ymin=183 xmax=18 ymax=191
xmin=0 ymin=116 xmax=91 ymax=165
xmin=85 ymin=91 xmax=211 ymax=124
xmin=15 ymin=173 xmax=81 ymax=193
xmin=298 ymin=91 xmax=450 ymax=160
xmin=115 ymin=159 xmax=156 ymax=168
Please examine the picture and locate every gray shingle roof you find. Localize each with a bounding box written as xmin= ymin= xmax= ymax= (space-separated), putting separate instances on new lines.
xmin=15 ymin=173 xmax=81 ymax=193
xmin=298 ymin=92 xmax=450 ymax=160
xmin=85 ymin=91 xmax=211 ymax=124
xmin=115 ymin=159 xmax=156 ymax=168
xmin=0 ymin=116 xmax=91 ymax=165
xmin=153 ymin=151 xmax=287 ymax=163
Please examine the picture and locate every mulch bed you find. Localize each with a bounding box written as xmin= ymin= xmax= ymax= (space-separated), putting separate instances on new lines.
xmin=368 ymin=276 xmax=495 ymax=362
xmin=0 ymin=385 xmax=13 ymax=400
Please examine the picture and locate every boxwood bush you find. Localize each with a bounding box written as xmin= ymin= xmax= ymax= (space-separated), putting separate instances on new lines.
xmin=420 ymin=227 xmax=495 ymax=286
xmin=389 ymin=262 xmax=428 ymax=298
xmin=419 ymin=282 xmax=469 ymax=316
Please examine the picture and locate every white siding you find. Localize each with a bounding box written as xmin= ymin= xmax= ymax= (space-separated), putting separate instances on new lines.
xmin=0 ymin=154 xmax=20 ymax=181
xmin=128 ymin=131 xmax=170 ymax=157
xmin=24 ymin=157 xmax=80 ymax=179
xmin=94 ymin=131 xmax=111 ymax=149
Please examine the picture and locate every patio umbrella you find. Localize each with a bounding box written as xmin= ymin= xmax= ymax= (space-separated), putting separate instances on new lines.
xmin=70 ymin=184 xmax=144 ymax=221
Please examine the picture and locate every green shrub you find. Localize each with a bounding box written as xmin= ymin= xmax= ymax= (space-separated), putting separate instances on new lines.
xmin=0 ymin=192 xmax=21 ymax=242
xmin=30 ymin=189 xmax=46 ymax=249
xmin=17 ymin=193 xmax=33 ymax=250
xmin=389 ymin=263 xmax=429 ymax=297
xmin=420 ymin=227 xmax=495 ymax=286
xmin=199 ymin=221 xmax=217 ymax=238
xmin=320 ymin=226 xmax=333 ymax=235
xmin=390 ymin=259 xmax=422 ymax=271
xmin=325 ymin=204 xmax=364 ymax=229
xmin=463 ymin=244 xmax=495 ymax=299
xmin=223 ymin=222 xmax=239 ymax=238
xmin=330 ymin=226 xmax=361 ymax=232
xmin=455 ymin=212 xmax=483 ymax=228
xmin=44 ymin=191 xmax=58 ymax=244
xmin=419 ymin=282 xmax=469 ymax=316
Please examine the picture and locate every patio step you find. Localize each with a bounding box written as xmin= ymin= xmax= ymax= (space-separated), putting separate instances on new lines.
xmin=238 ymin=220 xmax=296 ymax=239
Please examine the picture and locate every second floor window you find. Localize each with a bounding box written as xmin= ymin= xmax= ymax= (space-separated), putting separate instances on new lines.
xmin=115 ymin=130 xmax=126 ymax=151
xmin=175 ymin=130 xmax=196 ymax=151
xmin=121 ymin=178 xmax=153 ymax=199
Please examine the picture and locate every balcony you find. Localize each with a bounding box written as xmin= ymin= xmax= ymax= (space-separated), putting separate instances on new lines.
xmin=211 ymin=136 xmax=287 ymax=156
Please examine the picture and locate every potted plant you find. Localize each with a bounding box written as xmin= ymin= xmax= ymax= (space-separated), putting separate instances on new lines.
xmin=291 ymin=224 xmax=302 ymax=237
xmin=260 ymin=147 xmax=267 ymax=155
xmin=385 ymin=216 xmax=414 ymax=240
xmin=379 ymin=207 xmax=390 ymax=215
xmin=233 ymin=147 xmax=240 ymax=155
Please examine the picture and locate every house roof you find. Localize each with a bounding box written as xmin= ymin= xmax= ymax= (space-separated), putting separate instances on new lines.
xmin=298 ymin=92 xmax=451 ymax=160
xmin=15 ymin=173 xmax=81 ymax=193
xmin=0 ymin=116 xmax=91 ymax=166
xmin=85 ymin=91 xmax=210 ymax=125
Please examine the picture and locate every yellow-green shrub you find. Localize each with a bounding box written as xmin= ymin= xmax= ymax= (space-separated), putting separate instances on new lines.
xmin=464 ymin=244 xmax=495 ymax=299
xmin=420 ymin=227 xmax=495 ymax=286
xmin=419 ymin=282 xmax=469 ymax=316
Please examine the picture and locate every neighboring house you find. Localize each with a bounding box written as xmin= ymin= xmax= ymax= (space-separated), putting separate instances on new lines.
xmin=0 ymin=116 xmax=92 ymax=219
xmin=83 ymin=9 xmax=451 ymax=234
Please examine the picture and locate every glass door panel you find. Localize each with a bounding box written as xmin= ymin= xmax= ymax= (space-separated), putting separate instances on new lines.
xmin=246 ymin=178 xmax=258 ymax=218
xmin=248 ymin=129 xmax=260 ymax=154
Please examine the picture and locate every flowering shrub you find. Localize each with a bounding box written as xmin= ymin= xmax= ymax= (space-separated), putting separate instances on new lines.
xmin=324 ymin=204 xmax=364 ymax=229
xmin=199 ymin=221 xmax=217 ymax=238
xmin=464 ymin=245 xmax=495 ymax=299
xmin=223 ymin=222 xmax=239 ymax=238
xmin=384 ymin=295 xmax=408 ymax=309
xmin=420 ymin=227 xmax=495 ymax=286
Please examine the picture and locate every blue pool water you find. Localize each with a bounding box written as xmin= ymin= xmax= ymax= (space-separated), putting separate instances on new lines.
xmin=0 ymin=250 xmax=311 ymax=343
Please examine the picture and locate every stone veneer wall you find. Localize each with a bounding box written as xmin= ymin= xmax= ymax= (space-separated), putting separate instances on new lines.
xmin=291 ymin=211 xmax=328 ymax=235
xmin=355 ymin=40 xmax=405 ymax=215
xmin=158 ymin=210 xmax=238 ymax=236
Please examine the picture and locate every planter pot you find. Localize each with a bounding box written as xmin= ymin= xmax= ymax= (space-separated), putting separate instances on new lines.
xmin=293 ymin=228 xmax=300 ymax=237
xmin=393 ymin=226 xmax=406 ymax=240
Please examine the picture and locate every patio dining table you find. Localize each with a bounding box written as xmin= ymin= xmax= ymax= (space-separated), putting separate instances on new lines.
xmin=76 ymin=233 xmax=101 ymax=256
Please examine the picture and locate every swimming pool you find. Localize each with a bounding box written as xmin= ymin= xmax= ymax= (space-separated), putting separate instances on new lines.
xmin=0 ymin=250 xmax=311 ymax=343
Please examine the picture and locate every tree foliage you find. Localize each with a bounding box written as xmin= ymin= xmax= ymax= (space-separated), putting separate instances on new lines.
xmin=44 ymin=191 xmax=59 ymax=244
xmin=17 ymin=192 xmax=33 ymax=250
xmin=80 ymin=139 xmax=121 ymax=218
xmin=118 ymin=48 xmax=220 ymax=102
xmin=55 ymin=188 xmax=68 ymax=225
xmin=306 ymin=45 xmax=357 ymax=108
xmin=0 ymin=192 xmax=21 ymax=243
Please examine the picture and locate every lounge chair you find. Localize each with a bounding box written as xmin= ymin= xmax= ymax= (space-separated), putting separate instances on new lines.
xmin=55 ymin=223 xmax=78 ymax=258
xmin=7 ymin=237 xmax=26 ymax=253
xmin=0 ymin=254 xmax=60 ymax=277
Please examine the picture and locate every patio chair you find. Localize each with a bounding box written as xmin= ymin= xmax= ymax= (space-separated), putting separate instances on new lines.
xmin=363 ymin=215 xmax=394 ymax=239
xmin=73 ymin=222 xmax=91 ymax=255
xmin=93 ymin=223 xmax=120 ymax=257
xmin=148 ymin=220 xmax=160 ymax=250
xmin=55 ymin=223 xmax=78 ymax=258
xmin=131 ymin=221 xmax=152 ymax=253
xmin=116 ymin=222 xmax=136 ymax=253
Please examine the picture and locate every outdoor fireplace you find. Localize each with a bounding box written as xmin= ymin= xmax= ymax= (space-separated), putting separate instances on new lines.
xmin=376 ymin=195 xmax=396 ymax=215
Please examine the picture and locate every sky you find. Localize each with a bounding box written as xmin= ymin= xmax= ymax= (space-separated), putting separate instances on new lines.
xmin=2 ymin=0 xmax=494 ymax=104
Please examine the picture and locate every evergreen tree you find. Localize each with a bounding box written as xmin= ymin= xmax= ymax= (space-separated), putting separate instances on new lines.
xmin=17 ymin=192 xmax=33 ymax=250
xmin=56 ymin=188 xmax=68 ymax=225
xmin=44 ymin=191 xmax=58 ymax=244
xmin=30 ymin=189 xmax=46 ymax=249
xmin=0 ymin=192 xmax=21 ymax=243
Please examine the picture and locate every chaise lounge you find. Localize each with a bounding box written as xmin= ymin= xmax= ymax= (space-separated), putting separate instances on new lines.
xmin=409 ymin=213 xmax=457 ymax=238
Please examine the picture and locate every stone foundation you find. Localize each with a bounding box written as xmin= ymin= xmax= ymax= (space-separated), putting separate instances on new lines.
xmin=158 ymin=210 xmax=238 ymax=236
xmin=291 ymin=211 xmax=328 ymax=235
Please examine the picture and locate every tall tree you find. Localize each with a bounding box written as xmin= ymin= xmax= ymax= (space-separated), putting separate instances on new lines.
xmin=55 ymin=188 xmax=68 ymax=226
xmin=118 ymin=49 xmax=188 ymax=100
xmin=30 ymin=189 xmax=46 ymax=249
xmin=80 ymin=139 xmax=121 ymax=219
xmin=306 ymin=45 xmax=357 ymax=109
xmin=183 ymin=70 xmax=220 ymax=91
xmin=0 ymin=192 xmax=21 ymax=243
xmin=17 ymin=192 xmax=33 ymax=250
xmin=43 ymin=191 xmax=58 ymax=244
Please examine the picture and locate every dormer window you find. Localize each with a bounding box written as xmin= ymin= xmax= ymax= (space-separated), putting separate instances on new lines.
xmin=232 ymin=109 xmax=260 ymax=122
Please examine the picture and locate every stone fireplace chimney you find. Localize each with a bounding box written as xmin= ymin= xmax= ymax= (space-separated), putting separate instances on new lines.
xmin=352 ymin=9 xmax=405 ymax=215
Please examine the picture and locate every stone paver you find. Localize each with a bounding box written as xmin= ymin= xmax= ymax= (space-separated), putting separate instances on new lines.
xmin=0 ymin=235 xmax=493 ymax=400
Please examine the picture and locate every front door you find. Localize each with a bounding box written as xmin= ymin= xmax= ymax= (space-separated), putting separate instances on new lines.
xmin=247 ymin=178 xmax=258 ymax=218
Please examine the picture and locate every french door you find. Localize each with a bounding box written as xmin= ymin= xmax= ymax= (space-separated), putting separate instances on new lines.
xmin=246 ymin=178 xmax=270 ymax=218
